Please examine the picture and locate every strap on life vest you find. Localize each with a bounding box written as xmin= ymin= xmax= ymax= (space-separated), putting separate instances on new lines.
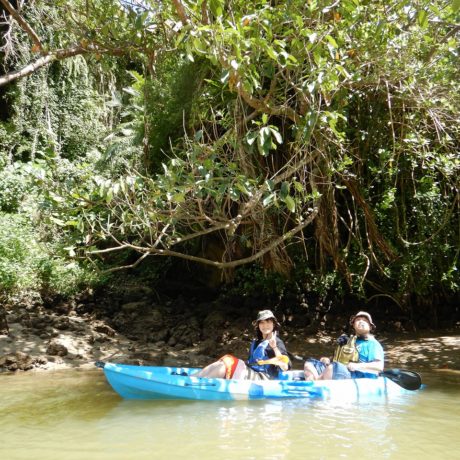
xmin=333 ymin=335 xmax=359 ymax=364
xmin=248 ymin=340 xmax=270 ymax=373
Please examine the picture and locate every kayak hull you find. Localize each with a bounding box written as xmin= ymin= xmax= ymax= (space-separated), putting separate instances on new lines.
xmin=101 ymin=363 xmax=412 ymax=401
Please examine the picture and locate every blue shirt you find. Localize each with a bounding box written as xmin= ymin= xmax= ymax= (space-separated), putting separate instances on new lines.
xmin=351 ymin=336 xmax=384 ymax=379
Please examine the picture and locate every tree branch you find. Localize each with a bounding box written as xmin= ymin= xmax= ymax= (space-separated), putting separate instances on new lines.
xmin=237 ymin=82 xmax=301 ymax=124
xmin=89 ymin=208 xmax=319 ymax=270
xmin=343 ymin=178 xmax=397 ymax=261
xmin=0 ymin=46 xmax=86 ymax=86
xmin=171 ymin=0 xmax=189 ymax=25
xmin=0 ymin=0 xmax=43 ymax=51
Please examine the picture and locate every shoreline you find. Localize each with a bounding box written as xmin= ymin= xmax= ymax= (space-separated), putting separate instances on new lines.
xmin=1 ymin=307 xmax=459 ymax=374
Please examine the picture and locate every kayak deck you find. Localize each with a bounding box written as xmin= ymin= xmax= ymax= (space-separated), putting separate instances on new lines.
xmin=101 ymin=363 xmax=412 ymax=401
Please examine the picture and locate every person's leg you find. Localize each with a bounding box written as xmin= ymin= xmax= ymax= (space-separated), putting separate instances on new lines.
xmin=319 ymin=363 xmax=334 ymax=380
xmin=318 ymin=362 xmax=351 ymax=380
xmin=231 ymin=359 xmax=248 ymax=379
xmin=304 ymin=362 xmax=319 ymax=381
xmin=192 ymin=360 xmax=226 ymax=378
xmin=330 ymin=362 xmax=352 ymax=380
xmin=304 ymin=359 xmax=325 ymax=381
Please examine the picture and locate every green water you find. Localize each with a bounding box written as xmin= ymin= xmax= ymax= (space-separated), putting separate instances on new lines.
xmin=1 ymin=369 xmax=459 ymax=460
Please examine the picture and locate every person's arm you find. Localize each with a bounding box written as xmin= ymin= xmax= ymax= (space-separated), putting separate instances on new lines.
xmin=348 ymin=339 xmax=384 ymax=374
xmin=269 ymin=334 xmax=290 ymax=371
xmin=347 ymin=360 xmax=383 ymax=374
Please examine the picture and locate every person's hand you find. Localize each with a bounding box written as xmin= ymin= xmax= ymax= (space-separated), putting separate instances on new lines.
xmin=347 ymin=362 xmax=359 ymax=372
xmin=268 ymin=331 xmax=277 ymax=349
xmin=336 ymin=334 xmax=349 ymax=346
xmin=320 ymin=357 xmax=331 ymax=366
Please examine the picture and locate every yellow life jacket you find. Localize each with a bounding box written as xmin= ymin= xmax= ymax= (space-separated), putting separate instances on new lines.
xmin=333 ymin=335 xmax=359 ymax=364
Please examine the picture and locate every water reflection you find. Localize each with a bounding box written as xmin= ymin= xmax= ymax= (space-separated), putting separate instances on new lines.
xmin=0 ymin=369 xmax=459 ymax=460
xmin=215 ymin=402 xmax=291 ymax=459
xmin=1 ymin=370 xmax=116 ymax=425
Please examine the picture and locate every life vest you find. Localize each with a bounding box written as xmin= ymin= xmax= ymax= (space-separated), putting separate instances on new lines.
xmin=248 ymin=339 xmax=270 ymax=373
xmin=333 ymin=335 xmax=359 ymax=365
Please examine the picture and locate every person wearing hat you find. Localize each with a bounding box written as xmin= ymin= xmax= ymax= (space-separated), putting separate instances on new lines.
xmin=303 ymin=311 xmax=384 ymax=381
xmin=193 ymin=310 xmax=291 ymax=380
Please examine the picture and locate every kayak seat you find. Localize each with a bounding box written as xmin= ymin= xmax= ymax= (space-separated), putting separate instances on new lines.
xmin=171 ymin=371 xmax=189 ymax=376
xmin=278 ymin=370 xmax=305 ymax=381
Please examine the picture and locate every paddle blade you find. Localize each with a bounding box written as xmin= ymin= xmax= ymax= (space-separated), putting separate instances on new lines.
xmin=252 ymin=355 xmax=290 ymax=366
xmin=381 ymin=368 xmax=422 ymax=391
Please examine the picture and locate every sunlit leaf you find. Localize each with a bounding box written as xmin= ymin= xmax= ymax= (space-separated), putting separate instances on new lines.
xmin=171 ymin=193 xmax=185 ymax=203
xmin=209 ymin=0 xmax=224 ymax=17
xmin=270 ymin=128 xmax=283 ymax=144
xmin=326 ymin=35 xmax=338 ymax=48
xmin=280 ymin=182 xmax=289 ymax=199
xmin=284 ymin=195 xmax=296 ymax=212
xmin=417 ymin=10 xmax=429 ymax=28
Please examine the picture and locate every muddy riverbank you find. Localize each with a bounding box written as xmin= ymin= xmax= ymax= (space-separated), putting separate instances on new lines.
xmin=1 ymin=286 xmax=459 ymax=374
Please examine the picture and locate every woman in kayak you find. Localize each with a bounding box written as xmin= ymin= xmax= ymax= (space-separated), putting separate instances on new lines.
xmin=304 ymin=311 xmax=384 ymax=381
xmin=193 ymin=309 xmax=290 ymax=380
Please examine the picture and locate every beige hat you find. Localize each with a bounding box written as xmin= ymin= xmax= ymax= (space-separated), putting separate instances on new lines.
xmin=252 ymin=309 xmax=279 ymax=326
xmin=349 ymin=311 xmax=376 ymax=329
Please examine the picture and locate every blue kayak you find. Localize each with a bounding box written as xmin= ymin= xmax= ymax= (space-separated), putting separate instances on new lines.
xmin=100 ymin=362 xmax=414 ymax=401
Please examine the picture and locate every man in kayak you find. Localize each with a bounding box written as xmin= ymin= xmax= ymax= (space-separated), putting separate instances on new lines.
xmin=303 ymin=311 xmax=384 ymax=381
xmin=193 ymin=309 xmax=291 ymax=380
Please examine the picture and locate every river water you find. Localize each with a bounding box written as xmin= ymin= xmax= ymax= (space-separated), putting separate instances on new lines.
xmin=1 ymin=367 xmax=459 ymax=460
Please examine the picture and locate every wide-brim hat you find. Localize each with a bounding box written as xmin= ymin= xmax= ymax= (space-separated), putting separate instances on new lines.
xmin=252 ymin=309 xmax=279 ymax=326
xmin=349 ymin=311 xmax=376 ymax=329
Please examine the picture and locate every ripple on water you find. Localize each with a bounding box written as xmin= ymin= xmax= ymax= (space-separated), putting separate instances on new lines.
xmin=1 ymin=370 xmax=459 ymax=460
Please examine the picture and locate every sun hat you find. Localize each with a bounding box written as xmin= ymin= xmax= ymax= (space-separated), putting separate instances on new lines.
xmin=252 ymin=309 xmax=279 ymax=326
xmin=349 ymin=311 xmax=376 ymax=329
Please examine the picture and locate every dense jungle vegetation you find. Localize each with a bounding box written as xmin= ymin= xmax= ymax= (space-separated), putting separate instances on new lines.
xmin=0 ymin=0 xmax=458 ymax=325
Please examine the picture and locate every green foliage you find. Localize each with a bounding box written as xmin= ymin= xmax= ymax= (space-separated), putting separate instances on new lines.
xmin=293 ymin=263 xmax=345 ymax=302
xmin=99 ymin=71 xmax=146 ymax=174
xmin=0 ymin=213 xmax=101 ymax=298
xmin=229 ymin=264 xmax=287 ymax=299
xmin=98 ymin=58 xmax=206 ymax=174
xmin=0 ymin=164 xmax=29 ymax=212
xmin=145 ymin=58 xmax=207 ymax=171
xmin=38 ymin=256 xmax=103 ymax=298
xmin=0 ymin=214 xmax=38 ymax=292
xmin=4 ymin=61 xmax=109 ymax=163
xmin=0 ymin=0 xmax=458 ymax=311
xmin=38 ymin=0 xmax=458 ymax=303
xmin=224 ymin=257 xmax=345 ymax=313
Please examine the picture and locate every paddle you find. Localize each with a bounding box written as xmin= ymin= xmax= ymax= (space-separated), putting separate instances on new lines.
xmin=248 ymin=355 xmax=290 ymax=366
xmin=380 ymin=368 xmax=422 ymax=391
